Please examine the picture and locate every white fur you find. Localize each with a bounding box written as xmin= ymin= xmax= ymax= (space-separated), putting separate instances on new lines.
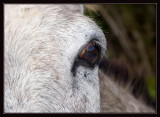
xmin=4 ymin=4 xmax=106 ymax=112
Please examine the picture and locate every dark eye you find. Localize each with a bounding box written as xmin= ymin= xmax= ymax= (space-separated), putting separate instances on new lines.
xmin=79 ymin=42 xmax=99 ymax=64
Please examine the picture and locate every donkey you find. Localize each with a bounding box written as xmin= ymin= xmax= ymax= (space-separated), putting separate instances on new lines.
xmin=4 ymin=4 xmax=154 ymax=113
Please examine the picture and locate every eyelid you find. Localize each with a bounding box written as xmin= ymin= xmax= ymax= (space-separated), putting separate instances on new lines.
xmin=79 ymin=39 xmax=103 ymax=57
xmin=71 ymin=39 xmax=104 ymax=76
xmin=92 ymin=40 xmax=106 ymax=59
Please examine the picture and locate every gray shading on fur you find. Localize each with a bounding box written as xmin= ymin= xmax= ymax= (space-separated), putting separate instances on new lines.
xmin=4 ymin=4 xmax=154 ymax=113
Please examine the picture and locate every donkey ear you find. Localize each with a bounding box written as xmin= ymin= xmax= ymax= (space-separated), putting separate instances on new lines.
xmin=65 ymin=4 xmax=84 ymax=14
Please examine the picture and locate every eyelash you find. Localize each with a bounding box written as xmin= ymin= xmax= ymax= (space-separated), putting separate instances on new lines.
xmin=92 ymin=40 xmax=101 ymax=48
xmin=92 ymin=40 xmax=105 ymax=54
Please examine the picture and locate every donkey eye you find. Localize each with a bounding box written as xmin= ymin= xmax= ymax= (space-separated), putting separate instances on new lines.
xmin=79 ymin=42 xmax=99 ymax=64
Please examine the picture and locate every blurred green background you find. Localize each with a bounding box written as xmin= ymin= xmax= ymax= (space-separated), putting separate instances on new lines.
xmin=84 ymin=4 xmax=156 ymax=108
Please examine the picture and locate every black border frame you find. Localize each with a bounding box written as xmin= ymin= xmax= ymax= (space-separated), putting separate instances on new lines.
xmin=1 ymin=0 xmax=159 ymax=116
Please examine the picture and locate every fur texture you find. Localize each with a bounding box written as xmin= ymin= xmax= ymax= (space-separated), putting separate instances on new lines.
xmin=99 ymin=70 xmax=154 ymax=112
xmin=4 ymin=4 xmax=106 ymax=112
xmin=4 ymin=4 xmax=154 ymax=113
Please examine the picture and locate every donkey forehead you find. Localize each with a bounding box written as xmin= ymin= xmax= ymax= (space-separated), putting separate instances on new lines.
xmin=20 ymin=5 xmax=106 ymax=57
xmin=5 ymin=4 xmax=106 ymax=61
xmin=5 ymin=4 xmax=106 ymax=44
xmin=14 ymin=4 xmax=84 ymax=13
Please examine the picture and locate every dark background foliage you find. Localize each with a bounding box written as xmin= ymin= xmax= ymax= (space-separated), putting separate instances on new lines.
xmin=84 ymin=4 xmax=156 ymax=109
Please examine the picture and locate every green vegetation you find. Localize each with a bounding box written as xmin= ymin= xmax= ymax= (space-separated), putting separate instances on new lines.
xmin=84 ymin=4 xmax=156 ymax=105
